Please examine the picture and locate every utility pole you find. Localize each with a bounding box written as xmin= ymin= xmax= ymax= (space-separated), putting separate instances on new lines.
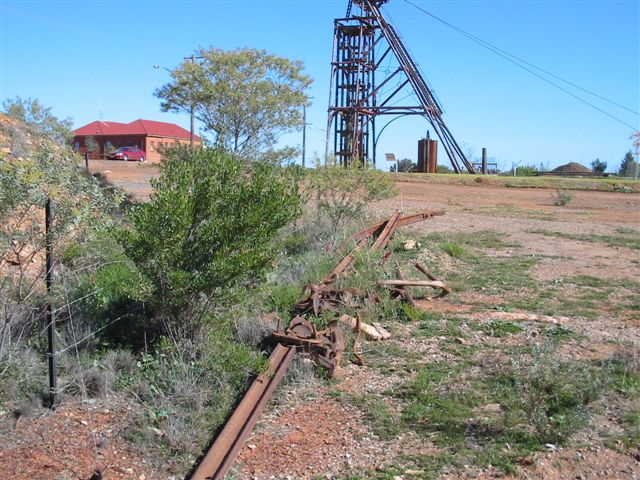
xmin=482 ymin=148 xmax=488 ymax=175
xmin=45 ymin=198 xmax=56 ymax=407
xmin=184 ymin=54 xmax=204 ymax=147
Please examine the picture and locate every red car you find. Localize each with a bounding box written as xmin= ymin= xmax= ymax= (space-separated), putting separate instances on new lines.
xmin=108 ymin=146 xmax=146 ymax=162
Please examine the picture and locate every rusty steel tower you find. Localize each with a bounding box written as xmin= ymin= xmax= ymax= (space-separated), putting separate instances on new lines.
xmin=327 ymin=0 xmax=475 ymax=173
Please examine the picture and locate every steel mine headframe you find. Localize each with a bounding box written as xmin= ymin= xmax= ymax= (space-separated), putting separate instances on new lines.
xmin=328 ymin=0 xmax=475 ymax=173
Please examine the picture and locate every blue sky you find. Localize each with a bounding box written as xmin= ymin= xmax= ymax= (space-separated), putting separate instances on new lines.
xmin=1 ymin=0 xmax=638 ymax=171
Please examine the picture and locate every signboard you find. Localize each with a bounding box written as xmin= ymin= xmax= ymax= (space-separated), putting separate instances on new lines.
xmin=385 ymin=153 xmax=396 ymax=162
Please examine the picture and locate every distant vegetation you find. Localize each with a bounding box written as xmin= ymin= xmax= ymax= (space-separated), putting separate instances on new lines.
xmin=155 ymin=47 xmax=312 ymax=163
xmin=2 ymin=96 xmax=73 ymax=145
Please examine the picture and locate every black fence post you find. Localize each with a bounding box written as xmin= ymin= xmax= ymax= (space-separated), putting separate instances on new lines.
xmin=45 ymin=198 xmax=57 ymax=407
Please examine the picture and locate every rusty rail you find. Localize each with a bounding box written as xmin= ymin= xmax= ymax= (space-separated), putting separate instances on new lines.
xmin=191 ymin=210 xmax=446 ymax=478
xmin=190 ymin=344 xmax=295 ymax=480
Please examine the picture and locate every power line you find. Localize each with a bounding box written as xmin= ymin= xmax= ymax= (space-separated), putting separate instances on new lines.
xmin=403 ymin=0 xmax=639 ymax=130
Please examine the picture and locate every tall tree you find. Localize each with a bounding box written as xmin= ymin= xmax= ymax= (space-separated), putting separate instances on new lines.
xmin=631 ymin=131 xmax=640 ymax=158
xmin=2 ymin=97 xmax=73 ymax=145
xmin=154 ymin=48 xmax=312 ymax=161
xmin=590 ymin=158 xmax=607 ymax=173
xmin=619 ymin=150 xmax=637 ymax=177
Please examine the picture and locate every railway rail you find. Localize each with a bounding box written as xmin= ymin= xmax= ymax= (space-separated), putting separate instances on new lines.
xmin=190 ymin=210 xmax=443 ymax=479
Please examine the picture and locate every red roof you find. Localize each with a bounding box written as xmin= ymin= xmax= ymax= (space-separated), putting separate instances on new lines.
xmin=74 ymin=119 xmax=201 ymax=141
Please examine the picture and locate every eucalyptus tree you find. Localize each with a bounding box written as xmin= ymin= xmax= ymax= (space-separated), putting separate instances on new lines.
xmin=155 ymin=48 xmax=312 ymax=161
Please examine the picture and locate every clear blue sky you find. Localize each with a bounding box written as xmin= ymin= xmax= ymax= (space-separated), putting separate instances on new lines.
xmin=1 ymin=0 xmax=638 ymax=171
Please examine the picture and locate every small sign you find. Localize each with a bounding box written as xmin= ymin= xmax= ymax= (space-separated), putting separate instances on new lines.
xmin=385 ymin=153 xmax=396 ymax=162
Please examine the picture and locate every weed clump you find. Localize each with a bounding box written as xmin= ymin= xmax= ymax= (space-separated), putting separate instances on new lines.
xmin=552 ymin=188 xmax=573 ymax=206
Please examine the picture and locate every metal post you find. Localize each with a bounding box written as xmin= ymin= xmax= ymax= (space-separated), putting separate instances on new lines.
xmin=482 ymin=148 xmax=488 ymax=175
xmin=189 ymin=54 xmax=195 ymax=147
xmin=424 ymin=131 xmax=430 ymax=173
xmin=45 ymin=198 xmax=56 ymax=407
xmin=190 ymin=104 xmax=195 ymax=148
xmin=302 ymin=104 xmax=307 ymax=167
xmin=184 ymin=53 xmax=204 ymax=147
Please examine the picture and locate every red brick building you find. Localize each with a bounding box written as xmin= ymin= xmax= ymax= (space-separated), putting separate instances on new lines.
xmin=73 ymin=119 xmax=202 ymax=163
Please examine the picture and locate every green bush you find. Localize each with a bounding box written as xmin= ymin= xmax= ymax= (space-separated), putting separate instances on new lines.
xmin=552 ymin=188 xmax=573 ymax=207
xmin=119 ymin=146 xmax=303 ymax=327
xmin=311 ymin=162 xmax=397 ymax=245
xmin=0 ymin=118 xmax=121 ymax=380
xmin=515 ymin=165 xmax=538 ymax=177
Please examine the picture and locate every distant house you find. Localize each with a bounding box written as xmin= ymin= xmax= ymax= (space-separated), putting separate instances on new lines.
xmin=73 ymin=119 xmax=202 ymax=163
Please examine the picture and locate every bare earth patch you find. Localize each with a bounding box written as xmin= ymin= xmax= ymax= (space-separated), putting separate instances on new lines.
xmin=0 ymin=400 xmax=159 ymax=479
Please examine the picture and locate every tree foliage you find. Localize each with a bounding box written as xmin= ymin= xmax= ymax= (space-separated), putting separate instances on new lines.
xmin=2 ymin=96 xmax=73 ymax=145
xmin=85 ymin=136 xmax=99 ymax=153
xmin=590 ymin=158 xmax=607 ymax=173
xmin=619 ymin=150 xmax=637 ymax=177
xmin=631 ymin=131 xmax=640 ymax=159
xmin=154 ymin=48 xmax=312 ymax=160
xmin=390 ymin=158 xmax=416 ymax=173
xmin=119 ymin=146 xmax=303 ymax=314
xmin=0 ymin=114 xmax=120 ymax=368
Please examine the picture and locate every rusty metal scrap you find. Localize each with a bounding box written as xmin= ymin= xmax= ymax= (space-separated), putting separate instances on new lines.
xmin=380 ymin=261 xmax=452 ymax=301
xmin=272 ymin=316 xmax=345 ymax=378
xmin=343 ymin=210 xmax=445 ymax=250
xmin=276 ymin=210 xmax=447 ymax=378
xmin=414 ymin=262 xmax=453 ymax=296
xmin=296 ymin=285 xmax=380 ymax=316
xmin=296 ymin=210 xmax=443 ymax=315
xmin=393 ymin=262 xmax=416 ymax=307
xmin=192 ymin=210 xmax=450 ymax=479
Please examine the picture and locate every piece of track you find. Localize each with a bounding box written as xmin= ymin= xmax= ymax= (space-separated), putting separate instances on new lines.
xmin=190 ymin=344 xmax=295 ymax=480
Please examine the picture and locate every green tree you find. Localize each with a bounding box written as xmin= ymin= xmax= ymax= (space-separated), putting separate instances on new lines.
xmin=619 ymin=150 xmax=637 ymax=177
xmin=154 ymin=48 xmax=312 ymax=161
xmin=590 ymin=158 xmax=607 ymax=173
xmin=390 ymin=158 xmax=416 ymax=173
xmin=84 ymin=136 xmax=99 ymax=154
xmin=631 ymin=131 xmax=640 ymax=159
xmin=2 ymin=96 xmax=73 ymax=145
xmin=119 ymin=146 xmax=303 ymax=321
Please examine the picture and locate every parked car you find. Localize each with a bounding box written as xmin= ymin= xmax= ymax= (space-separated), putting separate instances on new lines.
xmin=108 ymin=146 xmax=146 ymax=162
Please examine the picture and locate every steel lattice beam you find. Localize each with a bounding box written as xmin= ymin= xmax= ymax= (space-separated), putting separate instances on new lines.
xmin=327 ymin=0 xmax=475 ymax=173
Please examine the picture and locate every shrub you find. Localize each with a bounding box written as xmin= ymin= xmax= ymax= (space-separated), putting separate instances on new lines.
xmin=0 ymin=121 xmax=120 ymax=372
xmin=552 ymin=188 xmax=573 ymax=207
xmin=119 ymin=146 xmax=303 ymax=331
xmin=515 ymin=165 xmax=538 ymax=177
xmin=311 ymin=162 xmax=397 ymax=245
